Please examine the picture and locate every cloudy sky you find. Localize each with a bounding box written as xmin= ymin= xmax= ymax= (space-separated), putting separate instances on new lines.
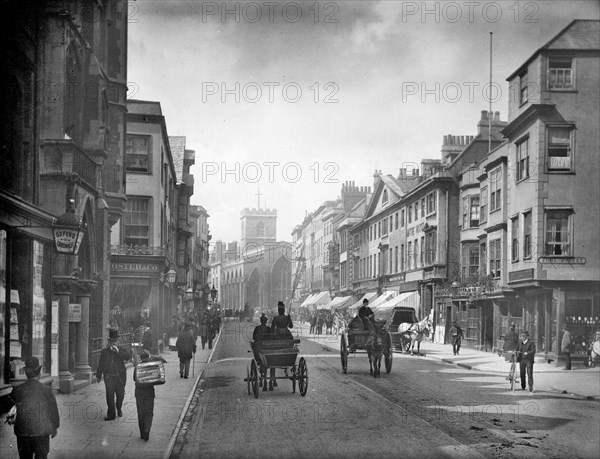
xmin=128 ymin=0 xmax=599 ymax=243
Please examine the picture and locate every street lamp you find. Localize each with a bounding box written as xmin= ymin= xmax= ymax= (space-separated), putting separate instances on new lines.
xmin=210 ymin=285 xmax=217 ymax=302
xmin=166 ymin=267 xmax=177 ymax=284
xmin=53 ymin=199 xmax=86 ymax=255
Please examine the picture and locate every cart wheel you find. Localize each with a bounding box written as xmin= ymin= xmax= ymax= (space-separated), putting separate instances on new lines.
xmin=298 ymin=357 xmax=308 ymax=396
xmin=250 ymin=359 xmax=259 ymax=398
xmin=340 ymin=334 xmax=348 ymax=374
xmin=291 ymin=365 xmax=297 ymax=394
xmin=384 ymin=331 xmax=393 ymax=374
xmin=246 ymin=366 xmax=251 ymax=395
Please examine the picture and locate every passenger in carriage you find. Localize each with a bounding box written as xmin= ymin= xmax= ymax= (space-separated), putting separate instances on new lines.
xmin=268 ymin=301 xmax=294 ymax=391
xmin=253 ymin=314 xmax=271 ymax=341
xmin=358 ymin=299 xmax=375 ymax=330
xmin=271 ymin=301 xmax=294 ymax=339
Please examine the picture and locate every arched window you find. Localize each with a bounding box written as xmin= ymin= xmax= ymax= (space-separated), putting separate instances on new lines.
xmin=256 ymin=221 xmax=265 ymax=237
xmin=382 ymin=189 xmax=389 ymax=204
xmin=64 ymin=44 xmax=82 ymax=142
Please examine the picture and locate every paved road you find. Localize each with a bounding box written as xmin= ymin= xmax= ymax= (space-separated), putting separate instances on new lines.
xmin=170 ymin=321 xmax=600 ymax=459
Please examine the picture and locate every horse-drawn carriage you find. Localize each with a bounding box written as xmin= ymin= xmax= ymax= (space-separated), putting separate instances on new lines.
xmin=245 ymin=339 xmax=308 ymax=398
xmin=340 ymin=318 xmax=393 ymax=376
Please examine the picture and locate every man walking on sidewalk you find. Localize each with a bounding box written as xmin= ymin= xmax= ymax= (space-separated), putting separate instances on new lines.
xmin=9 ymin=357 xmax=60 ymax=459
xmin=561 ymin=325 xmax=573 ymax=370
xmin=96 ymin=328 xmax=132 ymax=420
xmin=176 ymin=323 xmax=196 ymax=379
xmin=516 ymin=330 xmax=536 ymax=392
xmin=450 ymin=322 xmax=463 ymax=355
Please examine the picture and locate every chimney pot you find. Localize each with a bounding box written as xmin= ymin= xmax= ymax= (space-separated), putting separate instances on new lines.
xmin=494 ymin=111 xmax=500 ymax=121
xmin=481 ymin=110 xmax=488 ymax=120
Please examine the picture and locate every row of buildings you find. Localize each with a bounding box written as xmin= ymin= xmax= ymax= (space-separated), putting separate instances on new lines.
xmin=0 ymin=1 xmax=210 ymax=395
xmin=292 ymin=20 xmax=600 ymax=366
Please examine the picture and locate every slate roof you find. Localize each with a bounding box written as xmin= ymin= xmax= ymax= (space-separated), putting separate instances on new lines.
xmin=508 ymin=20 xmax=600 ymax=80
xmin=168 ymin=136 xmax=186 ymax=182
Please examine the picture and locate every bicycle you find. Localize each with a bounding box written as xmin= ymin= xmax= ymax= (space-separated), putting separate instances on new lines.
xmin=504 ymin=350 xmax=521 ymax=392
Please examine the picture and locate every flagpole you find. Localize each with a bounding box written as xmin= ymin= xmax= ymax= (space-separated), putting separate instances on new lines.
xmin=489 ymin=32 xmax=493 ymax=154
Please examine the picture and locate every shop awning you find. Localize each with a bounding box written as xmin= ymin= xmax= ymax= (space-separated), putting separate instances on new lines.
xmin=324 ymin=296 xmax=353 ymax=311
xmin=306 ymin=291 xmax=332 ymax=309
xmin=367 ymin=290 xmax=399 ymax=309
xmin=372 ymin=291 xmax=419 ymax=314
xmin=349 ymin=292 xmax=379 ymax=310
xmin=300 ymin=293 xmax=317 ymax=308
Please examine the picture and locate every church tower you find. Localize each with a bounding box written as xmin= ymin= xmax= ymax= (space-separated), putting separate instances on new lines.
xmin=240 ymin=207 xmax=277 ymax=252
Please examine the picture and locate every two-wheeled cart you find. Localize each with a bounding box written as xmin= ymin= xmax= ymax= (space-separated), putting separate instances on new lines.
xmin=245 ymin=339 xmax=308 ymax=398
xmin=340 ymin=321 xmax=393 ymax=374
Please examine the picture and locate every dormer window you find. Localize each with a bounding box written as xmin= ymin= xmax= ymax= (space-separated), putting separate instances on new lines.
xmin=382 ymin=189 xmax=388 ymax=205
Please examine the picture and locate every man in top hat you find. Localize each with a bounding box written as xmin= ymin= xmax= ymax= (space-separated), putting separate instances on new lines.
xmin=515 ymin=330 xmax=536 ymax=392
xmin=358 ymin=299 xmax=374 ymax=330
xmin=561 ymin=325 xmax=573 ymax=370
xmin=96 ymin=328 xmax=131 ymax=420
xmin=9 ymin=356 xmax=60 ymax=459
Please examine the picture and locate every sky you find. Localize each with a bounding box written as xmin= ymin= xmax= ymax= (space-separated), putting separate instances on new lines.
xmin=127 ymin=0 xmax=600 ymax=244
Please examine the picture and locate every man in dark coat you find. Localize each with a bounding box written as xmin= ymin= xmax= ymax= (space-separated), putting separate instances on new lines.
xmin=142 ymin=322 xmax=152 ymax=351
xmin=96 ymin=328 xmax=131 ymax=420
xmin=449 ymin=321 xmax=464 ymax=355
xmin=358 ymin=299 xmax=375 ymax=330
xmin=176 ymin=323 xmax=196 ymax=379
xmin=561 ymin=325 xmax=573 ymax=370
xmin=253 ymin=314 xmax=271 ymax=342
xmin=516 ymin=330 xmax=536 ymax=392
xmin=9 ymin=356 xmax=59 ymax=459
xmin=133 ymin=351 xmax=165 ymax=441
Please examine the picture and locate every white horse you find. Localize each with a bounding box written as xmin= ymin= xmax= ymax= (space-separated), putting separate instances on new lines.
xmin=332 ymin=312 xmax=345 ymax=335
xmin=398 ymin=311 xmax=433 ymax=355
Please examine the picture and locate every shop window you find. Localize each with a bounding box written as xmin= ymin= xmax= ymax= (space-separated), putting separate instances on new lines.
xmin=109 ymin=278 xmax=152 ymax=332
xmin=565 ymin=298 xmax=599 ymax=354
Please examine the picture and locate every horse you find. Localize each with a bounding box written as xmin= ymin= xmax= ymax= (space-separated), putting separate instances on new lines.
xmin=398 ymin=311 xmax=433 ymax=356
xmin=366 ymin=322 xmax=385 ymax=377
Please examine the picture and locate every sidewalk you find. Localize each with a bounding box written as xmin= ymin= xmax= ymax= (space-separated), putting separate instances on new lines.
xmin=295 ymin=322 xmax=600 ymax=401
xmin=0 ymin=335 xmax=216 ymax=459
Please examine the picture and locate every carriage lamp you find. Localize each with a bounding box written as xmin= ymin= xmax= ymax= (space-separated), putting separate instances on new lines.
xmin=210 ymin=285 xmax=218 ymax=301
xmin=186 ymin=288 xmax=194 ymax=300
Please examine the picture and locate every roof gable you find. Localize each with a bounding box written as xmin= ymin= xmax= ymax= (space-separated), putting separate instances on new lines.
xmin=364 ymin=175 xmax=403 ymax=220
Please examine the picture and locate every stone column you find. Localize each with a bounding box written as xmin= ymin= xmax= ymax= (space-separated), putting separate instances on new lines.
xmin=74 ymin=280 xmax=96 ymax=384
xmin=149 ymin=277 xmax=160 ymax=355
xmin=53 ymin=276 xmax=76 ymax=394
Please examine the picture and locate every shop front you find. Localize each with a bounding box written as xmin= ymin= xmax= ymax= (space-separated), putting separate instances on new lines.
xmin=109 ymin=257 xmax=177 ymax=357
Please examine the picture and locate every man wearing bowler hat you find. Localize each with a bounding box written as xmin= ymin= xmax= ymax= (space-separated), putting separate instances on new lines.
xmin=96 ymin=328 xmax=131 ymax=420
xmin=515 ymin=330 xmax=536 ymax=392
xmin=9 ymin=356 xmax=60 ymax=459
